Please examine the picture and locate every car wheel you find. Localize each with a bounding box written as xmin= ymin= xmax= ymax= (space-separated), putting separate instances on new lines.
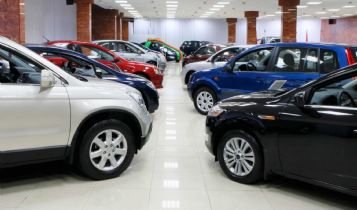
xmin=217 ymin=130 xmax=263 ymax=184
xmin=77 ymin=119 xmax=135 ymax=180
xmin=193 ymin=87 xmax=217 ymax=115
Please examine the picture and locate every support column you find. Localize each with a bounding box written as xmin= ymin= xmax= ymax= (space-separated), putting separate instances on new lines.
xmin=0 ymin=0 xmax=24 ymax=43
xmin=92 ymin=4 xmax=118 ymax=40
xmin=117 ymin=12 xmax=124 ymax=40
xmin=279 ymin=0 xmax=300 ymax=42
xmin=76 ymin=0 xmax=93 ymax=42
xmin=244 ymin=11 xmax=259 ymax=44
xmin=226 ymin=18 xmax=237 ymax=44
xmin=122 ymin=18 xmax=129 ymax=41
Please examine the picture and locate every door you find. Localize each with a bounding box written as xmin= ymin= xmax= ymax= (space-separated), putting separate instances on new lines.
xmin=278 ymin=74 xmax=357 ymax=190
xmin=266 ymin=47 xmax=320 ymax=91
xmin=216 ymin=47 xmax=275 ymax=98
xmin=0 ymin=46 xmax=70 ymax=158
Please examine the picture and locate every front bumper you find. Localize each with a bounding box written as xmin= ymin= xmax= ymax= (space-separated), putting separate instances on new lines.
xmin=205 ymin=116 xmax=216 ymax=155
xmin=139 ymin=122 xmax=153 ymax=150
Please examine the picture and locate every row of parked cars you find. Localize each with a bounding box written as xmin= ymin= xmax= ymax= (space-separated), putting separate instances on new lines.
xmin=0 ymin=36 xmax=172 ymax=180
xmin=182 ymin=41 xmax=357 ymax=196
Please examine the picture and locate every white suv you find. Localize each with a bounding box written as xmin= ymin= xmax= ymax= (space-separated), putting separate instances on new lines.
xmin=0 ymin=36 xmax=152 ymax=180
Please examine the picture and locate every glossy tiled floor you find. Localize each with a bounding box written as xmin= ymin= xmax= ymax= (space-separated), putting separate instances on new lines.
xmin=1 ymin=62 xmax=357 ymax=210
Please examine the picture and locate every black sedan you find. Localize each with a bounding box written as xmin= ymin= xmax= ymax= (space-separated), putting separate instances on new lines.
xmin=206 ymin=63 xmax=357 ymax=196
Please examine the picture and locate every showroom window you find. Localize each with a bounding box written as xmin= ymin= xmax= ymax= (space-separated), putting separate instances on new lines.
xmin=0 ymin=47 xmax=43 ymax=84
xmin=309 ymin=74 xmax=357 ymax=108
xmin=274 ymin=48 xmax=308 ymax=72
xmin=320 ymin=49 xmax=339 ymax=74
xmin=233 ymin=48 xmax=273 ymax=71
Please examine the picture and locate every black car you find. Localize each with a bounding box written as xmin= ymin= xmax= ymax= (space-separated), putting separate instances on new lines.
xmin=206 ymin=63 xmax=357 ymax=196
xmin=180 ymin=41 xmax=213 ymax=56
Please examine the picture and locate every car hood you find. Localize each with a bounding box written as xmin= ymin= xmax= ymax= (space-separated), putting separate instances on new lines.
xmin=84 ymin=77 xmax=138 ymax=93
xmin=221 ymin=90 xmax=284 ymax=105
xmin=127 ymin=60 xmax=155 ymax=68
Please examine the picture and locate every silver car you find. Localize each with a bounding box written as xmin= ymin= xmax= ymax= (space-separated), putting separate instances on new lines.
xmin=0 ymin=36 xmax=152 ymax=180
xmin=180 ymin=45 xmax=254 ymax=85
xmin=93 ymin=40 xmax=167 ymax=72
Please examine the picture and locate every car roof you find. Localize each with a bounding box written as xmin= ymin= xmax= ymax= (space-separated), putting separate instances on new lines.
xmin=262 ymin=42 xmax=357 ymax=48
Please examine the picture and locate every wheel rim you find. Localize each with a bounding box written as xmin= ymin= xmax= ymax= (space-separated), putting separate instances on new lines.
xmin=223 ymin=137 xmax=255 ymax=176
xmin=196 ymin=91 xmax=214 ymax=112
xmin=89 ymin=129 xmax=128 ymax=172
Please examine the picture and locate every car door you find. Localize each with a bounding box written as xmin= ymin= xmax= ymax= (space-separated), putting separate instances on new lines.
xmin=0 ymin=45 xmax=70 ymax=164
xmin=266 ymin=47 xmax=320 ymax=91
xmin=215 ymin=47 xmax=275 ymax=97
xmin=278 ymin=74 xmax=357 ymax=190
xmin=124 ymin=43 xmax=146 ymax=62
xmin=113 ymin=42 xmax=135 ymax=61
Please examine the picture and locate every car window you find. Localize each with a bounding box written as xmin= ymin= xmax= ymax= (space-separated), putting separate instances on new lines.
xmin=123 ymin=43 xmax=140 ymax=54
xmin=309 ymin=74 xmax=357 ymax=108
xmin=0 ymin=46 xmax=43 ymax=84
xmin=233 ymin=48 xmax=273 ymax=72
xmin=100 ymin=42 xmax=114 ymax=51
xmin=304 ymin=48 xmax=318 ymax=73
xmin=79 ymin=45 xmax=115 ymax=62
xmin=320 ymin=49 xmax=339 ymax=74
xmin=40 ymin=52 xmax=96 ymax=77
xmin=195 ymin=47 xmax=206 ymax=55
xmin=213 ymin=48 xmax=244 ymax=62
xmin=206 ymin=47 xmax=216 ymax=55
xmin=351 ymin=48 xmax=357 ymax=62
xmin=274 ymin=48 xmax=307 ymax=72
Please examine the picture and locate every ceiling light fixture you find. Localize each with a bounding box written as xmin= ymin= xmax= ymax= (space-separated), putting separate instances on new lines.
xmin=343 ymin=14 xmax=353 ymax=16
xmin=120 ymin=3 xmax=131 ymax=7
xmin=343 ymin=5 xmax=356 ymax=8
xmin=331 ymin=15 xmax=340 ymax=18
xmin=328 ymin=9 xmax=340 ymax=12
xmin=307 ymin=1 xmax=322 ymax=5
xmin=166 ymin=4 xmax=178 ymax=7
xmin=316 ymin=11 xmax=327 ymax=14
xmin=166 ymin=1 xmax=178 ymax=3
xmin=297 ymin=5 xmax=308 ymax=8
xmin=115 ymin=0 xmax=127 ymax=3
xmin=213 ymin=4 xmax=225 ymax=8
xmin=217 ymin=1 xmax=230 ymax=4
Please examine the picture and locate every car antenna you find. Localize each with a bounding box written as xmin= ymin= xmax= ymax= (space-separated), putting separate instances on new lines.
xmin=42 ymin=36 xmax=50 ymax=43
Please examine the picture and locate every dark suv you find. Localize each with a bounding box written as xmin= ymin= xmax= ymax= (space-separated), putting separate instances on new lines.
xmin=180 ymin=41 xmax=213 ymax=56
xmin=206 ymin=63 xmax=357 ymax=196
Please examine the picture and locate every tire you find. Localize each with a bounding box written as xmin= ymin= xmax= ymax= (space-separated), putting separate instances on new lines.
xmin=193 ymin=87 xmax=217 ymax=115
xmin=77 ymin=119 xmax=135 ymax=180
xmin=217 ymin=130 xmax=263 ymax=184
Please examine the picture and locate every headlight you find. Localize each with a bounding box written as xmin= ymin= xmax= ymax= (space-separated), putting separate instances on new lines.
xmin=208 ymin=105 xmax=226 ymax=117
xmin=154 ymin=68 xmax=160 ymax=75
xmin=127 ymin=91 xmax=145 ymax=107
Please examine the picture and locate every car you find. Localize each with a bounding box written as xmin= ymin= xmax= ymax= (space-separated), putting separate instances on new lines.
xmin=180 ymin=40 xmax=213 ymax=56
xmin=205 ymin=62 xmax=357 ymax=196
xmin=182 ymin=44 xmax=226 ymax=67
xmin=93 ymin=40 xmax=167 ymax=72
xmin=188 ymin=43 xmax=357 ymax=115
xmin=0 ymin=36 xmax=152 ymax=180
xmin=258 ymin=36 xmax=281 ymax=44
xmin=27 ymin=45 xmax=160 ymax=113
xmin=143 ymin=38 xmax=183 ymax=62
xmin=180 ymin=45 xmax=253 ymax=85
xmin=47 ymin=40 xmax=164 ymax=88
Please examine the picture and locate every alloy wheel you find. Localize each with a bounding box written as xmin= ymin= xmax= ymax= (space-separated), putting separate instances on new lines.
xmin=89 ymin=129 xmax=128 ymax=171
xmin=196 ymin=91 xmax=214 ymax=112
xmin=223 ymin=137 xmax=255 ymax=176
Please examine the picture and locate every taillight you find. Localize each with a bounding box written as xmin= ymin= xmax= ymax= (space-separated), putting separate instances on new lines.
xmin=346 ymin=48 xmax=356 ymax=65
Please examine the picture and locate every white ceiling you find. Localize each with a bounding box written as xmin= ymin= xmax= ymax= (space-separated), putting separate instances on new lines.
xmin=94 ymin=0 xmax=357 ymax=19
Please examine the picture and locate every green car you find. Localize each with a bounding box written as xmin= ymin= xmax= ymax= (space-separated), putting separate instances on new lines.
xmin=143 ymin=39 xmax=183 ymax=62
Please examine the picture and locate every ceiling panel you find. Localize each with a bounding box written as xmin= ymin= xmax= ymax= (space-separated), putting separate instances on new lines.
xmin=94 ymin=0 xmax=357 ymax=19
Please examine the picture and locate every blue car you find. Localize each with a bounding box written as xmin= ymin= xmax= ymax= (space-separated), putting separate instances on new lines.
xmin=27 ymin=45 xmax=159 ymax=113
xmin=188 ymin=43 xmax=357 ymax=114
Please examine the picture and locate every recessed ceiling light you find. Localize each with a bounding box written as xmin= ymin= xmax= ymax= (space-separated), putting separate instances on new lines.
xmin=120 ymin=3 xmax=131 ymax=7
xmin=217 ymin=1 xmax=230 ymax=4
xmin=205 ymin=11 xmax=215 ymax=14
xmin=343 ymin=5 xmax=356 ymax=8
xmin=115 ymin=0 xmax=127 ymax=3
xmin=166 ymin=1 xmax=178 ymax=3
xmin=166 ymin=4 xmax=178 ymax=7
xmin=265 ymin=14 xmax=275 ymax=17
xmin=328 ymin=9 xmax=340 ymax=12
xmin=275 ymin=11 xmax=289 ymax=14
xmin=331 ymin=15 xmax=340 ymax=18
xmin=123 ymin=7 xmax=134 ymax=10
xmin=320 ymin=16 xmax=328 ymax=19
xmin=307 ymin=1 xmax=322 ymax=5
xmin=297 ymin=5 xmax=308 ymax=8
xmin=302 ymin=14 xmax=312 ymax=17
xmin=210 ymin=8 xmax=220 ymax=11
xmin=343 ymin=14 xmax=353 ymax=16
xmin=213 ymin=4 xmax=225 ymax=8
xmin=316 ymin=11 xmax=327 ymax=14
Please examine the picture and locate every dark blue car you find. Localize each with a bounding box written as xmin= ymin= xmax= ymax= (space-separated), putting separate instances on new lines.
xmin=188 ymin=43 xmax=357 ymax=114
xmin=26 ymin=45 xmax=159 ymax=113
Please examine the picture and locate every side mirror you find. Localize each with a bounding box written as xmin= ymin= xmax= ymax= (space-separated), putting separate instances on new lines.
xmin=41 ymin=70 xmax=56 ymax=88
xmin=293 ymin=91 xmax=306 ymax=108
xmin=95 ymin=68 xmax=103 ymax=78
xmin=0 ymin=60 xmax=10 ymax=74
xmin=223 ymin=63 xmax=233 ymax=73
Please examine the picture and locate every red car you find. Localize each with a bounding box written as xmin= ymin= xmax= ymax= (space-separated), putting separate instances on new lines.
xmin=47 ymin=41 xmax=163 ymax=88
xmin=182 ymin=44 xmax=226 ymax=67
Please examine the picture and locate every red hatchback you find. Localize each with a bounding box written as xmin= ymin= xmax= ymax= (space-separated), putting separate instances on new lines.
xmin=182 ymin=44 xmax=226 ymax=67
xmin=47 ymin=41 xmax=163 ymax=88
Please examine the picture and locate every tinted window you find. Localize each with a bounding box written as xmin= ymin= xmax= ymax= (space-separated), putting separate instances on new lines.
xmin=0 ymin=47 xmax=43 ymax=84
xmin=195 ymin=47 xmax=206 ymax=55
xmin=100 ymin=42 xmax=114 ymax=51
xmin=320 ymin=49 xmax=339 ymax=74
xmin=274 ymin=48 xmax=307 ymax=72
xmin=233 ymin=48 xmax=273 ymax=72
xmin=304 ymin=48 xmax=318 ymax=73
